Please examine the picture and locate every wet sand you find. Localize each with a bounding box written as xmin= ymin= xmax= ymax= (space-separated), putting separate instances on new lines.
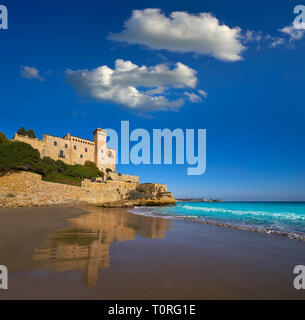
xmin=0 ymin=205 xmax=305 ymax=300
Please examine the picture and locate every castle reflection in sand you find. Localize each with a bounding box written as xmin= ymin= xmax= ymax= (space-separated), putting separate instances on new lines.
xmin=32 ymin=206 xmax=172 ymax=287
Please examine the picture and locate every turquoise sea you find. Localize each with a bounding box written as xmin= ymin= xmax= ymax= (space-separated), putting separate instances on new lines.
xmin=129 ymin=202 xmax=305 ymax=241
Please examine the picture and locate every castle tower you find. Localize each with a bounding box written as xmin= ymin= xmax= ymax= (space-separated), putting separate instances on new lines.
xmin=93 ymin=128 xmax=107 ymax=170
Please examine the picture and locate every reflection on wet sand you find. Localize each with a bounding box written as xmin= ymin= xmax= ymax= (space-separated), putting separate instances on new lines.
xmin=33 ymin=206 xmax=172 ymax=287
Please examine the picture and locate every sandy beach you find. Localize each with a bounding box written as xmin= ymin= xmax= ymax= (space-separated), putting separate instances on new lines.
xmin=1 ymin=205 xmax=305 ymax=300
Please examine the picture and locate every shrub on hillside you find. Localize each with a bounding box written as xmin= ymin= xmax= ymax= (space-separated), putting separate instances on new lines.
xmin=42 ymin=172 xmax=81 ymax=187
xmin=84 ymin=160 xmax=104 ymax=178
xmin=38 ymin=157 xmax=67 ymax=175
xmin=62 ymin=164 xmax=98 ymax=179
xmin=84 ymin=160 xmax=98 ymax=171
xmin=39 ymin=156 xmax=59 ymax=174
xmin=0 ymin=141 xmax=41 ymax=173
xmin=127 ymin=190 xmax=147 ymax=200
xmin=0 ymin=132 xmax=9 ymax=145
xmin=0 ymin=140 xmax=105 ymax=185
xmin=56 ymin=160 xmax=67 ymax=173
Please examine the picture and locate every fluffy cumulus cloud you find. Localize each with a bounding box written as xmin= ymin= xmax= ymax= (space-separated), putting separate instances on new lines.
xmin=20 ymin=66 xmax=44 ymax=81
xmin=66 ymin=59 xmax=203 ymax=113
xmin=109 ymin=9 xmax=245 ymax=62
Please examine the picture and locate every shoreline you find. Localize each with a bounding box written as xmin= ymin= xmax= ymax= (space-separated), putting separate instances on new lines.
xmin=2 ymin=200 xmax=305 ymax=243
xmin=1 ymin=205 xmax=305 ymax=299
xmin=129 ymin=206 xmax=305 ymax=243
xmin=129 ymin=201 xmax=305 ymax=242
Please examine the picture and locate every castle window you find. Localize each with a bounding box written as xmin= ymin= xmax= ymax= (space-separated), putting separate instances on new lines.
xmin=85 ymin=148 xmax=87 ymax=152
xmin=59 ymin=150 xmax=65 ymax=158
xmin=65 ymin=144 xmax=68 ymax=148
xmin=54 ymin=141 xmax=57 ymax=146
xmin=74 ymin=145 xmax=77 ymax=150
xmin=101 ymin=149 xmax=103 ymax=153
xmin=80 ymin=155 xmax=83 ymax=159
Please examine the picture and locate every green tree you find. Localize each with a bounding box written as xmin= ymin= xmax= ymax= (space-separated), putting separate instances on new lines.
xmin=0 ymin=141 xmax=41 ymax=173
xmin=17 ymin=127 xmax=26 ymax=136
xmin=0 ymin=132 xmax=9 ymax=145
xmin=38 ymin=157 xmax=59 ymax=175
xmin=25 ymin=129 xmax=36 ymax=139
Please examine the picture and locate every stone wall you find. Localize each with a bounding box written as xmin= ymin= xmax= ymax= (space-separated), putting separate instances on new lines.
xmin=108 ymin=172 xmax=139 ymax=183
xmin=13 ymin=134 xmax=46 ymax=154
xmin=81 ymin=179 xmax=138 ymax=203
xmin=0 ymin=171 xmax=138 ymax=208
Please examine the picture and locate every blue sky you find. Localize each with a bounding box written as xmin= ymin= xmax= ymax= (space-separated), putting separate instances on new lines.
xmin=0 ymin=0 xmax=305 ymax=200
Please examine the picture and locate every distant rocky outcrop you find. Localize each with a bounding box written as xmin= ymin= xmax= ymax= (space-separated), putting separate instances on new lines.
xmin=96 ymin=182 xmax=176 ymax=207
xmin=176 ymin=198 xmax=221 ymax=202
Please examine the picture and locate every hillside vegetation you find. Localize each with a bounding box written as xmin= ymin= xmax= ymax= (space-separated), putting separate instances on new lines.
xmin=0 ymin=132 xmax=104 ymax=186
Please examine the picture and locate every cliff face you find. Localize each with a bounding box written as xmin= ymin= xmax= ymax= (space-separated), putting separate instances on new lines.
xmin=0 ymin=171 xmax=175 ymax=208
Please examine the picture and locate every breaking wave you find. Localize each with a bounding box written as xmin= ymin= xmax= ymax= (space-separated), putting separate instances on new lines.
xmin=129 ymin=202 xmax=305 ymax=242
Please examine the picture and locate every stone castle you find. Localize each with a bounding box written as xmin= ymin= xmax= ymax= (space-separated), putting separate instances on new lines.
xmin=13 ymin=128 xmax=116 ymax=172
xmin=0 ymin=127 xmax=176 ymax=208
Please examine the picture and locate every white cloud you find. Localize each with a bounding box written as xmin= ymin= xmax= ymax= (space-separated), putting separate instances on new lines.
xmin=268 ymin=36 xmax=285 ymax=48
xmin=198 ymin=89 xmax=208 ymax=98
xmin=184 ymin=92 xmax=202 ymax=103
xmin=20 ymin=66 xmax=44 ymax=81
xmin=279 ymin=24 xmax=305 ymax=42
xmin=66 ymin=59 xmax=200 ymax=113
xmin=244 ymin=30 xmax=263 ymax=43
xmin=109 ymin=9 xmax=245 ymax=62
xmin=244 ymin=24 xmax=305 ymax=50
xmin=243 ymin=30 xmax=283 ymax=48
